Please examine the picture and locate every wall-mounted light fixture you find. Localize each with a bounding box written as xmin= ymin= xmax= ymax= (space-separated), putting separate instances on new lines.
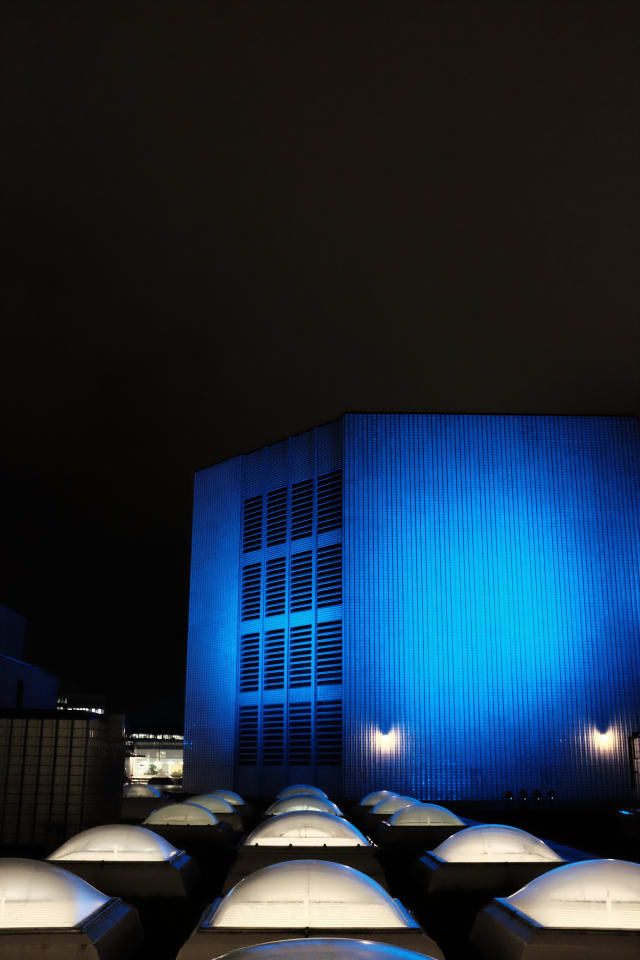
xmin=375 ymin=728 xmax=397 ymax=753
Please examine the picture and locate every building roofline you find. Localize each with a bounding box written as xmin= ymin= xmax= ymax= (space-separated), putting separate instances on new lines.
xmin=193 ymin=411 xmax=639 ymax=475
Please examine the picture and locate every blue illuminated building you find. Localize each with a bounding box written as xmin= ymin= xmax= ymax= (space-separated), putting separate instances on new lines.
xmin=185 ymin=414 xmax=640 ymax=801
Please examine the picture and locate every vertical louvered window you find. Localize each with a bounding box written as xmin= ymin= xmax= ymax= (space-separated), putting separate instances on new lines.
xmin=289 ymin=625 xmax=312 ymax=688
xmin=266 ymin=488 xmax=287 ymax=547
xmin=290 ymin=551 xmax=313 ymax=612
xmin=243 ymin=496 xmax=263 ymax=552
xmin=316 ymin=544 xmax=341 ymax=607
xmin=288 ymin=702 xmax=312 ymax=765
xmin=291 ymin=478 xmax=313 ymax=540
xmin=317 ymin=700 xmax=342 ymax=765
xmin=238 ymin=706 xmax=259 ymax=765
xmin=241 ymin=563 xmax=261 ymax=620
xmin=264 ymin=629 xmax=285 ymax=690
xmin=317 ymin=621 xmax=342 ymax=685
xmin=239 ymin=633 xmax=260 ymax=691
xmin=263 ymin=704 xmax=284 ymax=765
xmin=265 ymin=557 xmax=286 ymax=616
xmin=317 ymin=470 xmax=341 ymax=533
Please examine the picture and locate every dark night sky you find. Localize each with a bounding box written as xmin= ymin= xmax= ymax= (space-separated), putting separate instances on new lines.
xmin=1 ymin=2 xmax=638 ymax=729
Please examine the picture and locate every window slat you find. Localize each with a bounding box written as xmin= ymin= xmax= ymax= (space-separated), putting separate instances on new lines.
xmin=242 ymin=496 xmax=263 ymax=552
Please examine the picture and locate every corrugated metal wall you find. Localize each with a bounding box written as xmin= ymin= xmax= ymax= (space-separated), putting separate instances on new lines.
xmin=184 ymin=456 xmax=243 ymax=792
xmin=343 ymin=414 xmax=640 ymax=801
xmin=184 ymin=421 xmax=343 ymax=794
xmin=186 ymin=413 xmax=640 ymax=801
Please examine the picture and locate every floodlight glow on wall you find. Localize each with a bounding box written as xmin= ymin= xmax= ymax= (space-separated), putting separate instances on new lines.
xmin=433 ymin=825 xmax=563 ymax=863
xmin=390 ymin=803 xmax=464 ymax=827
xmin=505 ymin=859 xmax=640 ymax=929
xmin=244 ymin=811 xmax=370 ymax=847
xmin=144 ymin=802 xmax=220 ymax=826
xmin=209 ymin=860 xmax=414 ymax=928
xmin=591 ymin=727 xmax=619 ymax=754
xmin=265 ymin=796 xmax=343 ymax=817
xmin=375 ymin=729 xmax=397 ymax=754
xmin=48 ymin=824 xmax=179 ymax=862
xmin=0 ymin=859 xmax=110 ymax=928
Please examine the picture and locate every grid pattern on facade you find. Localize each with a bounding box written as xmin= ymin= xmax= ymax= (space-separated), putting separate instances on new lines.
xmin=266 ymin=488 xmax=288 ymax=547
xmin=317 ymin=470 xmax=342 ymax=533
xmin=265 ymin=557 xmax=286 ymax=616
xmin=239 ymin=624 xmax=342 ymax=692
xmin=289 ymin=624 xmax=313 ymax=688
xmin=264 ymin=630 xmax=286 ymax=690
xmin=290 ymin=551 xmax=313 ymax=612
xmin=239 ymin=633 xmax=260 ymax=691
xmin=241 ymin=563 xmax=261 ymax=620
xmin=343 ymin=412 xmax=640 ymax=801
xmin=317 ymin=544 xmax=342 ymax=607
xmin=317 ymin=620 xmax=342 ymax=685
xmin=291 ymin=478 xmax=313 ymax=540
xmin=0 ymin=714 xmax=123 ymax=844
xmin=242 ymin=496 xmax=262 ymax=553
xmin=237 ymin=468 xmax=343 ymax=774
xmin=238 ymin=706 xmax=259 ymax=765
xmin=186 ymin=415 xmax=640 ymax=800
xmin=317 ymin=700 xmax=342 ymax=765
xmin=241 ymin=470 xmax=341 ymax=555
xmin=288 ymin=703 xmax=312 ymax=765
xmin=263 ymin=705 xmax=285 ymax=765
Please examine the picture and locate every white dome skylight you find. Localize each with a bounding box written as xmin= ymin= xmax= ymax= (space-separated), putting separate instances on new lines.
xmin=277 ymin=785 xmax=329 ymax=800
xmin=144 ymin=802 xmax=219 ymax=826
xmin=209 ymin=860 xmax=413 ymax=928
xmin=48 ymin=824 xmax=179 ymax=862
xmin=189 ymin=794 xmax=235 ymax=814
xmin=390 ymin=803 xmax=464 ymax=827
xmin=506 ymin=859 xmax=640 ymax=929
xmin=371 ymin=796 xmax=418 ymax=816
xmin=433 ymin=825 xmax=563 ymax=863
xmin=123 ymin=783 xmax=163 ymax=798
xmin=265 ymin=796 xmax=343 ymax=817
xmin=211 ymin=937 xmax=441 ymax=960
xmin=244 ymin=811 xmax=370 ymax=847
xmin=360 ymin=790 xmax=399 ymax=808
xmin=210 ymin=789 xmax=245 ymax=806
xmin=0 ymin=859 xmax=109 ymax=928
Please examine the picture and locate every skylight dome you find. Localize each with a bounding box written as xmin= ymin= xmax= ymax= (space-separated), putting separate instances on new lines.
xmin=48 ymin=824 xmax=179 ymax=862
xmin=0 ymin=859 xmax=109 ymax=928
xmin=209 ymin=861 xmax=412 ymax=928
xmin=390 ymin=803 xmax=464 ymax=827
xmin=506 ymin=859 xmax=640 ymax=929
xmin=277 ymin=785 xmax=329 ymax=800
xmin=371 ymin=796 xmax=418 ymax=816
xmin=144 ymin=802 xmax=219 ymax=826
xmin=361 ymin=790 xmax=399 ymax=807
xmin=189 ymin=794 xmax=235 ymax=814
xmin=244 ymin=811 xmax=370 ymax=847
xmin=265 ymin=796 xmax=343 ymax=817
xmin=210 ymin=789 xmax=245 ymax=806
xmin=433 ymin=825 xmax=562 ymax=863
xmin=123 ymin=783 xmax=163 ymax=798
xmin=212 ymin=938 xmax=441 ymax=960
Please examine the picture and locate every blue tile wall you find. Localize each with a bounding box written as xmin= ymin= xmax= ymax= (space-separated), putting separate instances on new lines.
xmin=185 ymin=413 xmax=640 ymax=801
xmin=184 ymin=456 xmax=243 ymax=791
xmin=343 ymin=414 xmax=640 ymax=801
